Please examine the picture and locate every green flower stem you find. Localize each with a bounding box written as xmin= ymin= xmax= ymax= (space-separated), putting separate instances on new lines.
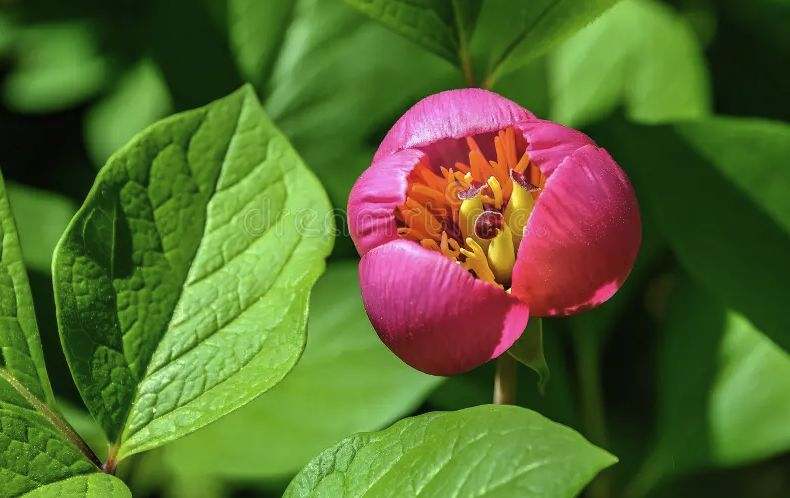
xmin=493 ymin=353 xmax=518 ymax=405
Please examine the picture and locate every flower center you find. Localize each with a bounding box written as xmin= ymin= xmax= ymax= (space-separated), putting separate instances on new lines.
xmin=395 ymin=127 xmax=546 ymax=288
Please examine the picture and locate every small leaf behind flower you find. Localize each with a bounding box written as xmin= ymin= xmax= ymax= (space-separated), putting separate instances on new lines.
xmin=508 ymin=317 xmax=550 ymax=396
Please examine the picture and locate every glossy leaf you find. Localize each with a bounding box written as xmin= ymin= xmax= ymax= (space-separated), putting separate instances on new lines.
xmin=53 ymin=85 xmax=335 ymax=460
xmin=163 ymin=261 xmax=443 ymax=479
xmin=84 ymin=60 xmax=173 ymax=167
xmin=481 ymin=0 xmax=621 ymax=86
xmin=594 ymin=116 xmax=790 ymax=356
xmin=549 ymin=0 xmax=710 ymax=127
xmin=22 ymin=474 xmax=131 ymax=498
xmin=0 ymin=171 xmax=98 ymax=497
xmin=341 ymin=0 xmax=482 ymax=66
xmin=285 ymin=405 xmax=616 ymax=498
xmin=4 ymin=182 xmax=77 ymax=274
xmin=2 ymin=23 xmax=108 ymax=113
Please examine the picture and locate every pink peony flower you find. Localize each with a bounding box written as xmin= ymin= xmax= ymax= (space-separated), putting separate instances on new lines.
xmin=348 ymin=89 xmax=641 ymax=376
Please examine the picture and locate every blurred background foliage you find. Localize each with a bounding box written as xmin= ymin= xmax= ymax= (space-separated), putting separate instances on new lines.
xmin=1 ymin=0 xmax=789 ymax=496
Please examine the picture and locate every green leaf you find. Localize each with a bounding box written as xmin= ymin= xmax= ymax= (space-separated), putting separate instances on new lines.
xmin=84 ymin=60 xmax=173 ymax=168
xmin=630 ymin=276 xmax=790 ymax=495
xmin=162 ymin=261 xmax=443 ymax=480
xmin=507 ymin=318 xmax=550 ymax=396
xmin=229 ymin=0 xmax=295 ymax=88
xmin=259 ymin=0 xmax=458 ymax=206
xmin=0 ymin=15 xmax=15 ymax=55
xmin=148 ymin=0 xmax=243 ymax=110
xmin=4 ymin=183 xmax=77 ymax=274
xmin=592 ymin=116 xmax=790 ymax=357
xmin=53 ymin=85 xmax=335 ymax=461
xmin=0 ymin=171 xmax=99 ymax=497
xmin=285 ymin=405 xmax=616 ymax=498
xmin=340 ymin=0 xmax=482 ymax=66
xmin=549 ymin=0 xmax=710 ymax=127
xmin=21 ymin=474 xmax=131 ymax=498
xmin=480 ymin=0 xmax=622 ymax=87
xmin=2 ymin=23 xmax=108 ymax=113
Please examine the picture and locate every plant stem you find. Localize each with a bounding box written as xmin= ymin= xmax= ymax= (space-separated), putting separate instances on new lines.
xmin=461 ymin=52 xmax=476 ymax=88
xmin=103 ymin=444 xmax=120 ymax=475
xmin=0 ymin=367 xmax=102 ymax=470
xmin=574 ymin=330 xmax=611 ymax=498
xmin=493 ymin=353 xmax=518 ymax=404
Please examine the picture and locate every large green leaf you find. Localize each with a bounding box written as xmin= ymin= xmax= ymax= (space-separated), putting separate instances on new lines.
xmin=285 ymin=405 xmax=616 ymax=497
xmin=593 ymin=116 xmax=790 ymax=356
xmin=53 ymin=85 xmax=335 ymax=461
xmin=479 ymin=0 xmax=622 ymax=87
xmin=629 ymin=276 xmax=790 ymax=495
xmin=2 ymin=22 xmax=108 ymax=113
xmin=0 ymin=172 xmax=99 ymax=497
xmin=84 ymin=60 xmax=173 ymax=167
xmin=21 ymin=474 xmax=131 ymax=498
xmin=340 ymin=0 xmax=482 ymax=67
xmin=4 ymin=182 xmax=77 ymax=274
xmin=162 ymin=261 xmax=442 ymax=480
xmin=549 ymin=0 xmax=710 ymax=127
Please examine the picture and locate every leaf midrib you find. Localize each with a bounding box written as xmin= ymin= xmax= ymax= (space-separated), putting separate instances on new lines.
xmin=0 ymin=366 xmax=102 ymax=470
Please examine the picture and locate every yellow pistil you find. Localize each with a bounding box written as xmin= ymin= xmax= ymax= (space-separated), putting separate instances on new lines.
xmin=503 ymin=179 xmax=537 ymax=252
xmin=460 ymin=238 xmax=501 ymax=288
xmin=459 ymin=196 xmax=490 ymax=252
xmin=487 ymin=222 xmax=516 ymax=287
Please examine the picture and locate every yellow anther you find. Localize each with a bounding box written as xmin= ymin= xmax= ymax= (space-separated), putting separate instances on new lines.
xmin=460 ymin=238 xmax=501 ymax=288
xmin=458 ymin=196 xmax=490 ymax=252
xmin=503 ymin=179 xmax=536 ymax=252
xmin=487 ymin=222 xmax=516 ymax=287
xmin=440 ymin=232 xmax=461 ymax=259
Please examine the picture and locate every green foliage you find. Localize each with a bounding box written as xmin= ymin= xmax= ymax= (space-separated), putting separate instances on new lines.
xmin=2 ymin=23 xmax=108 ymax=113
xmin=285 ymin=405 xmax=616 ymax=498
xmin=53 ymin=85 xmax=334 ymax=460
xmin=253 ymin=0 xmax=459 ymax=206
xmin=596 ymin=117 xmax=790 ymax=358
xmin=630 ymin=276 xmax=790 ymax=494
xmin=549 ymin=0 xmax=710 ymax=127
xmin=21 ymin=474 xmax=131 ymax=498
xmin=162 ymin=261 xmax=442 ymax=480
xmin=478 ymin=0 xmax=622 ymax=86
xmin=4 ymin=182 xmax=77 ymax=274
xmin=341 ymin=0 xmax=482 ymax=67
xmin=0 ymin=172 xmax=98 ymax=497
xmin=84 ymin=60 xmax=173 ymax=167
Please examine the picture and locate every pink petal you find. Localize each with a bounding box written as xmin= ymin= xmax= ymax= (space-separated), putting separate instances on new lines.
xmin=348 ymin=149 xmax=424 ymax=256
xmin=360 ymin=239 xmax=531 ymax=376
xmin=511 ymin=145 xmax=641 ymax=316
xmin=516 ymin=119 xmax=597 ymax=178
xmin=374 ymin=89 xmax=535 ymax=162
